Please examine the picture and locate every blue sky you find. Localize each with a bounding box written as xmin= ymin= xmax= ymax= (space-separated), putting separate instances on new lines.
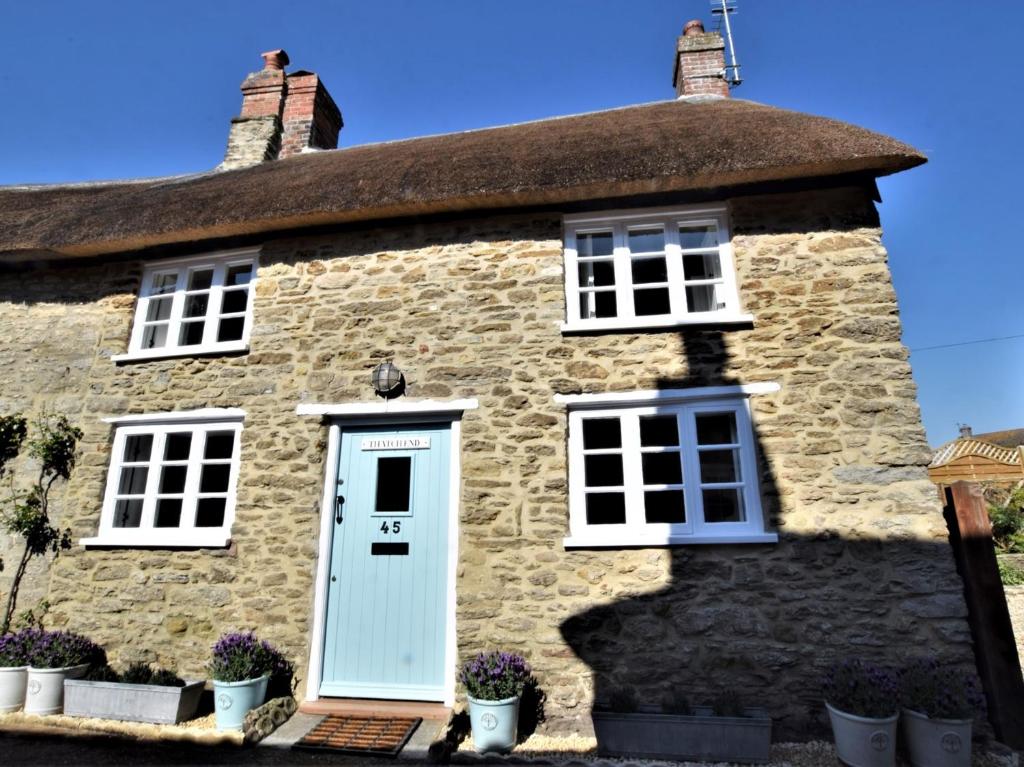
xmin=1 ymin=1 xmax=1020 ymax=446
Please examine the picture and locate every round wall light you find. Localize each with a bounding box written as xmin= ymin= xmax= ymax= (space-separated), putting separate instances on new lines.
xmin=371 ymin=360 xmax=404 ymax=398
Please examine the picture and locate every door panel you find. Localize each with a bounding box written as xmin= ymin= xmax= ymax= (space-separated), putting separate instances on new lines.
xmin=320 ymin=423 xmax=451 ymax=700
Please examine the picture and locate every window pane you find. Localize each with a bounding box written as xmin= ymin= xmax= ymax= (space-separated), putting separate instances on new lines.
xmin=585 ymin=493 xmax=625 ymax=525
xmin=584 ymin=454 xmax=623 ymax=487
xmin=696 ymin=413 xmax=738 ymax=445
xmin=123 ymin=435 xmax=153 ymax=462
xmin=195 ymin=497 xmax=226 ymax=527
xmin=631 ymin=257 xmax=668 ymax=284
xmin=145 ymin=297 xmax=172 ymax=322
xmin=703 ymin=488 xmax=745 ymax=522
xmin=179 ymin=321 xmax=205 ymax=346
xmin=579 ymin=290 xmax=617 ymax=319
xmin=151 ymin=273 xmax=178 ymax=295
xmin=204 ymin=432 xmax=235 ymax=460
xmin=577 ymin=231 xmax=613 ymax=258
xmin=685 ymin=284 xmax=720 ymax=313
xmin=642 ymin=452 xmax=682 ymax=485
xmin=628 ymin=228 xmax=664 ymax=254
xmin=164 ymin=433 xmax=192 ymax=461
xmin=142 ymin=324 xmax=168 ymax=349
xmin=155 ymin=498 xmax=182 ymax=528
xmin=117 ymin=466 xmax=149 ymax=495
xmin=113 ymin=499 xmax=144 ymax=528
xmin=683 ymin=253 xmax=722 ymax=280
xmin=217 ymin=316 xmax=245 ymax=342
xmin=225 ymin=264 xmax=253 ymax=286
xmin=188 ymin=269 xmax=214 ymax=291
xmin=582 ymin=418 xmax=621 ymax=449
xmin=639 ymin=416 xmax=678 ymax=447
xmin=679 ymin=224 xmax=719 ymax=250
xmin=700 ymin=449 xmax=741 ymax=483
xmin=577 ymin=260 xmax=615 ymax=288
xmin=221 ymin=288 xmax=249 ymax=314
xmin=644 ymin=490 xmax=685 ymax=523
xmin=200 ymin=464 xmax=231 ymax=493
xmin=159 ymin=465 xmax=188 ymax=494
xmin=375 ymin=456 xmax=411 ymax=512
xmin=634 ymin=287 xmax=671 ymax=316
xmin=183 ymin=293 xmax=209 ymax=318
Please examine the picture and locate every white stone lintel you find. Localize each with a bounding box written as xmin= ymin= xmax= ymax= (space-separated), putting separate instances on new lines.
xmin=295 ymin=399 xmax=480 ymax=418
xmin=102 ymin=408 xmax=247 ymax=425
xmin=554 ymin=382 xmax=780 ymax=409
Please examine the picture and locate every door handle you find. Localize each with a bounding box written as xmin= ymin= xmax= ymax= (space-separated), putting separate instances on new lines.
xmin=335 ymin=495 xmax=345 ymax=524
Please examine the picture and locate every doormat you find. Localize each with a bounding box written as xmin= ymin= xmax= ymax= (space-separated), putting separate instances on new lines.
xmin=294 ymin=715 xmax=422 ymax=757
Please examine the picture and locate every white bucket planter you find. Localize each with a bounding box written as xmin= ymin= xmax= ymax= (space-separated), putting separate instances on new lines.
xmin=467 ymin=695 xmax=521 ymax=753
xmin=901 ymin=708 xmax=972 ymax=767
xmin=24 ymin=664 xmax=89 ymax=715
xmin=0 ymin=666 xmax=28 ymax=713
xmin=213 ymin=675 xmax=268 ymax=731
xmin=825 ymin=702 xmax=898 ymax=767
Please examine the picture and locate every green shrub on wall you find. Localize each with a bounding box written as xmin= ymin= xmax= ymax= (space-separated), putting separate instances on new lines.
xmin=0 ymin=413 xmax=82 ymax=634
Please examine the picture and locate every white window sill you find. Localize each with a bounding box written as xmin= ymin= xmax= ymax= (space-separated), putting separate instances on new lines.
xmin=563 ymin=532 xmax=778 ymax=548
xmin=560 ymin=313 xmax=754 ymax=334
xmin=80 ymin=532 xmax=231 ymax=549
xmin=111 ymin=340 xmax=249 ymax=364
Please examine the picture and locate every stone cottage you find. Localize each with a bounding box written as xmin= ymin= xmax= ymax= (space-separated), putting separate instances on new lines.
xmin=0 ymin=20 xmax=975 ymax=737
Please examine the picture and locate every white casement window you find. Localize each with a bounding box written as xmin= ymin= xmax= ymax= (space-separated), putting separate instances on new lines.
xmin=82 ymin=410 xmax=245 ymax=547
xmin=113 ymin=248 xmax=258 ymax=362
xmin=561 ymin=206 xmax=751 ymax=332
xmin=558 ymin=386 xmax=779 ymax=547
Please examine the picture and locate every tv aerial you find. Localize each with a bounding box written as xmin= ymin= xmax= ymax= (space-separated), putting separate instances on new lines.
xmin=711 ymin=0 xmax=742 ymax=87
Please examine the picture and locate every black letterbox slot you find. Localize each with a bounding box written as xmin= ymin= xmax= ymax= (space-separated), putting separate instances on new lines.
xmin=371 ymin=542 xmax=409 ymax=556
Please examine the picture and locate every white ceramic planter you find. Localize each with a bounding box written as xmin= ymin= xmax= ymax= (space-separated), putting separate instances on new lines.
xmin=213 ymin=675 xmax=269 ymax=731
xmin=825 ymin=702 xmax=898 ymax=767
xmin=0 ymin=666 xmax=28 ymax=713
xmin=902 ymin=708 xmax=972 ymax=767
xmin=24 ymin=664 xmax=89 ymax=715
xmin=467 ymin=695 xmax=521 ymax=753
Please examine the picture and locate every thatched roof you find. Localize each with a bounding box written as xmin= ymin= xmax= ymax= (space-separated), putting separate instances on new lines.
xmin=0 ymin=98 xmax=925 ymax=259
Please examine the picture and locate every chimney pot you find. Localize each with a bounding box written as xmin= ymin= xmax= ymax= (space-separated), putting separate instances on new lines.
xmin=683 ymin=19 xmax=705 ymax=36
xmin=261 ymin=49 xmax=290 ymax=71
xmin=959 ymin=424 xmax=973 ymax=439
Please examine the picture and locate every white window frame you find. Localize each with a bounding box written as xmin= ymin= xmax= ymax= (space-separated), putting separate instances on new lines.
xmin=81 ymin=409 xmax=245 ymax=548
xmin=112 ymin=248 xmax=259 ymax=363
xmin=561 ymin=205 xmax=752 ymax=332
xmin=556 ymin=385 xmax=779 ymax=547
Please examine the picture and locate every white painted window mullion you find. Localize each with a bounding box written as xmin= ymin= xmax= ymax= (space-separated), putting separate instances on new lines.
xmin=563 ymin=231 xmax=582 ymax=324
xmin=203 ymin=263 xmax=227 ymax=346
xmin=138 ymin=431 xmax=165 ymax=530
xmin=715 ymin=214 xmax=739 ymax=314
xmin=180 ymin=425 xmax=206 ymax=531
xmin=620 ymin=414 xmax=644 ymax=528
xmin=679 ymin=406 xmax=706 ymax=535
xmin=664 ymin=221 xmax=686 ymax=316
xmin=612 ymin=223 xmax=634 ymax=319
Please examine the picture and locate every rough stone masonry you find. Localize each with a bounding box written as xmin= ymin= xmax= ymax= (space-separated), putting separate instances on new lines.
xmin=0 ymin=185 xmax=973 ymax=738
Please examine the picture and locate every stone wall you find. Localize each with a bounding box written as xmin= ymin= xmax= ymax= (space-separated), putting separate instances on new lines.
xmin=0 ymin=185 xmax=974 ymax=738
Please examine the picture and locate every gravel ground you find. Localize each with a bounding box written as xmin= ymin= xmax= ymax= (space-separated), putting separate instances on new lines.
xmin=0 ymin=710 xmax=243 ymax=745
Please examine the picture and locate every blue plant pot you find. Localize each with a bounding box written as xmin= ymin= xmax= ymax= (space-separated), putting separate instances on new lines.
xmin=467 ymin=694 xmax=520 ymax=753
xmin=213 ymin=675 xmax=268 ymax=731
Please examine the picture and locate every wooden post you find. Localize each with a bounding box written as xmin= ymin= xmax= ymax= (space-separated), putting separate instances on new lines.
xmin=944 ymin=481 xmax=1024 ymax=747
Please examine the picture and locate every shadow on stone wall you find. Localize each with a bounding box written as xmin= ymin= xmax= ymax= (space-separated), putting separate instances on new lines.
xmin=558 ymin=327 xmax=971 ymax=741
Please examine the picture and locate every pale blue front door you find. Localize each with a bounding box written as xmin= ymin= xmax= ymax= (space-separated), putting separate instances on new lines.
xmin=320 ymin=422 xmax=451 ymax=701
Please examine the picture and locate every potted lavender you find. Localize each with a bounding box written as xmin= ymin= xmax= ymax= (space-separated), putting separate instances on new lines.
xmin=823 ymin=659 xmax=900 ymax=767
xmin=460 ymin=650 xmax=532 ymax=753
xmin=899 ymin=658 xmax=985 ymax=767
xmin=25 ymin=630 xmax=105 ymax=715
xmin=0 ymin=629 xmax=38 ymax=712
xmin=210 ymin=631 xmax=290 ymax=731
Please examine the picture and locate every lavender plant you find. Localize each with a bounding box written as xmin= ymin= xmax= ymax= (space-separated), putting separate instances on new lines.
xmin=210 ymin=631 xmax=293 ymax=689
xmin=0 ymin=628 xmax=38 ymax=667
xmin=823 ymin=659 xmax=899 ymax=718
xmin=900 ymin=657 xmax=986 ymax=720
xmin=26 ymin=629 xmax=106 ymax=669
xmin=460 ymin=650 xmax=532 ymax=701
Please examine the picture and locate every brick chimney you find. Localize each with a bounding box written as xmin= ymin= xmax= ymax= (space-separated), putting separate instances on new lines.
xmin=222 ymin=50 xmax=343 ymax=170
xmin=672 ymin=20 xmax=729 ymax=100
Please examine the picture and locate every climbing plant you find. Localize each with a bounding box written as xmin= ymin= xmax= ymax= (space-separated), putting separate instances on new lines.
xmin=0 ymin=413 xmax=81 ymax=634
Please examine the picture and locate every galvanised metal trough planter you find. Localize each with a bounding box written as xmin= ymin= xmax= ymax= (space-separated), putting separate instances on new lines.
xmin=592 ymin=706 xmax=772 ymax=764
xmin=63 ymin=679 xmax=205 ymax=725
